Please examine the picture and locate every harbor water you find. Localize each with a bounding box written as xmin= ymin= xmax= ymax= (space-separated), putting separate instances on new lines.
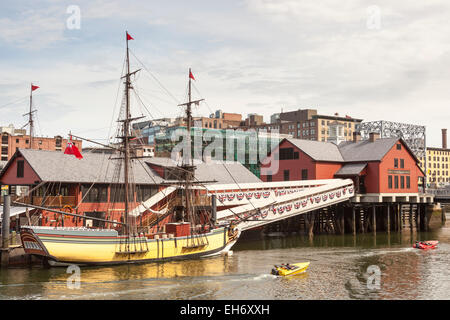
xmin=0 ymin=217 xmax=449 ymax=300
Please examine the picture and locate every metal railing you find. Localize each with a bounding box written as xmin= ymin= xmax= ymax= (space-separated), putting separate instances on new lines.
xmin=427 ymin=188 xmax=450 ymax=197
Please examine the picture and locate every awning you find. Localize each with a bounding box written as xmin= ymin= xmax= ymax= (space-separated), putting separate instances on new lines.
xmin=0 ymin=206 xmax=30 ymax=222
xmin=335 ymin=163 xmax=367 ymax=176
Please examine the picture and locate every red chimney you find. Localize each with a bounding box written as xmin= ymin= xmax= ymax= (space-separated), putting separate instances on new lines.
xmin=442 ymin=128 xmax=447 ymax=149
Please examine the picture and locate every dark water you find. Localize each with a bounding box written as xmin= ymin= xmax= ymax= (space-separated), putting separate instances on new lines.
xmin=1 ymin=218 xmax=449 ymax=300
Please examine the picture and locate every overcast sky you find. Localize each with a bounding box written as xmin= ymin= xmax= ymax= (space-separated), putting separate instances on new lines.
xmin=1 ymin=0 xmax=449 ymax=147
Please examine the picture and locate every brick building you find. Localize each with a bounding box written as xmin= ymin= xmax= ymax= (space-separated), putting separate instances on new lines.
xmin=1 ymin=132 xmax=82 ymax=163
xmin=260 ymin=132 xmax=425 ymax=197
xmin=239 ymin=109 xmax=362 ymax=142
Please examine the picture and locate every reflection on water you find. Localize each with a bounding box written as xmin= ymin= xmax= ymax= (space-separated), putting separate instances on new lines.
xmin=1 ymin=219 xmax=449 ymax=300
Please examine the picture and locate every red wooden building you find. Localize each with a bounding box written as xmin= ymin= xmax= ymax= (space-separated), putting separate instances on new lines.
xmin=0 ymin=149 xmax=260 ymax=230
xmin=261 ymin=133 xmax=425 ymax=196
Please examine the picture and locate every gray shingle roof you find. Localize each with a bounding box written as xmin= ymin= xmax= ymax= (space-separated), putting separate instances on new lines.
xmin=12 ymin=150 xmax=260 ymax=186
xmin=286 ymin=138 xmax=344 ymax=162
xmin=335 ymin=163 xmax=367 ymax=176
xmin=338 ymin=138 xmax=399 ymax=162
xmin=146 ymin=157 xmax=261 ymax=184
xmin=18 ymin=149 xmax=164 ymax=185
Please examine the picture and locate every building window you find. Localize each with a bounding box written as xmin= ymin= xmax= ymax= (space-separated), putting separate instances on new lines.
xmin=394 ymin=176 xmax=399 ymax=189
xmin=301 ymin=169 xmax=308 ymax=180
xmin=406 ymin=176 xmax=410 ymax=188
xmin=136 ymin=185 xmax=158 ymax=202
xmin=1 ymin=146 xmax=7 ymax=155
xmin=388 ymin=175 xmax=393 ymax=189
xmin=82 ymin=184 xmax=108 ymax=203
xmin=394 ymin=158 xmax=398 ymax=168
xmin=267 ymin=175 xmax=272 ymax=182
xmin=400 ymin=176 xmax=405 ymax=188
xmin=400 ymin=159 xmax=404 ymax=168
xmin=17 ymin=160 xmax=24 ymax=178
xmin=1 ymin=135 xmax=8 ymax=144
xmin=396 ymin=144 xmax=401 ymax=150
xmin=279 ymin=148 xmax=296 ymax=160
xmin=283 ymin=170 xmax=290 ymax=181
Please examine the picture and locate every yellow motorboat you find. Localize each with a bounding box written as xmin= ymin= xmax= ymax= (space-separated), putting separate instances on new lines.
xmin=271 ymin=262 xmax=310 ymax=276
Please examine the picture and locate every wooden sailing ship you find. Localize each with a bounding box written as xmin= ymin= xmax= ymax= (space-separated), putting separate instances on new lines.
xmin=17 ymin=31 xmax=240 ymax=266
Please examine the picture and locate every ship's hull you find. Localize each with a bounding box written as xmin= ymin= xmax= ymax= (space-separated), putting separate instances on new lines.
xmin=20 ymin=226 xmax=238 ymax=266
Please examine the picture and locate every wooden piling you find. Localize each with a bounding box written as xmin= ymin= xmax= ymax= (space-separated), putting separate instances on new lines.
xmin=307 ymin=211 xmax=315 ymax=238
xmin=442 ymin=205 xmax=447 ymax=224
xmin=1 ymin=195 xmax=11 ymax=267
xmin=372 ymin=205 xmax=376 ymax=234
xmin=423 ymin=205 xmax=429 ymax=231
xmin=386 ymin=205 xmax=391 ymax=233
xmin=409 ymin=204 xmax=414 ymax=231
xmin=417 ymin=204 xmax=421 ymax=231
xmin=352 ymin=207 xmax=356 ymax=235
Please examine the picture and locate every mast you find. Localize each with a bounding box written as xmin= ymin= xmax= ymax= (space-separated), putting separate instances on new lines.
xmin=178 ymin=69 xmax=203 ymax=225
xmin=185 ymin=68 xmax=193 ymax=222
xmin=29 ymin=83 xmax=34 ymax=149
xmin=123 ymin=31 xmax=132 ymax=235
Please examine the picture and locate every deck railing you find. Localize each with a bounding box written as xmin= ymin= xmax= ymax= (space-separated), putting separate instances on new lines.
xmin=1 ymin=195 xmax=76 ymax=208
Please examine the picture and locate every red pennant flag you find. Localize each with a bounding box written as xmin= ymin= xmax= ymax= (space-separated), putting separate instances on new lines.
xmin=126 ymin=32 xmax=134 ymax=41
xmin=31 ymin=85 xmax=39 ymax=91
xmin=189 ymin=70 xmax=195 ymax=81
xmin=64 ymin=141 xmax=83 ymax=159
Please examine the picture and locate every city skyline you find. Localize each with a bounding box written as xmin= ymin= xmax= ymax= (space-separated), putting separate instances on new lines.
xmin=1 ymin=0 xmax=450 ymax=147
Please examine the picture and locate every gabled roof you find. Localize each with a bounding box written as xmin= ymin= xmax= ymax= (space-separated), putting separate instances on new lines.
xmin=338 ymin=137 xmax=421 ymax=163
xmin=15 ymin=149 xmax=164 ymax=185
xmin=146 ymin=157 xmax=261 ymax=184
xmin=284 ymin=138 xmax=344 ymax=162
xmin=281 ymin=137 xmax=422 ymax=166
xmin=1 ymin=149 xmax=260 ymax=186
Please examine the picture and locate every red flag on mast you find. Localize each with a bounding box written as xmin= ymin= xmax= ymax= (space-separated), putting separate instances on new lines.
xmin=189 ymin=70 xmax=195 ymax=81
xmin=31 ymin=84 xmax=39 ymax=91
xmin=64 ymin=137 xmax=83 ymax=159
xmin=126 ymin=32 xmax=134 ymax=40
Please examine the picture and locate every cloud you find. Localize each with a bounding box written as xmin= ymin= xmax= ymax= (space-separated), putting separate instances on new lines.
xmin=0 ymin=4 xmax=67 ymax=50
xmin=1 ymin=1 xmax=450 ymax=147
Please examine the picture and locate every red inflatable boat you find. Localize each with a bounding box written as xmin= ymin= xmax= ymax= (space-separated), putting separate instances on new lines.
xmin=413 ymin=240 xmax=439 ymax=250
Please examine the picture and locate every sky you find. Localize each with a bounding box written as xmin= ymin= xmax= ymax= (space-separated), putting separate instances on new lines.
xmin=1 ymin=0 xmax=450 ymax=147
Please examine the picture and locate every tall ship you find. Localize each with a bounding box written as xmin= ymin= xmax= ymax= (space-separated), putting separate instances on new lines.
xmin=16 ymin=32 xmax=241 ymax=266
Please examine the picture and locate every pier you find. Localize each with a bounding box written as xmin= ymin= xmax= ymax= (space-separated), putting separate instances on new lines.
xmin=260 ymin=200 xmax=443 ymax=237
